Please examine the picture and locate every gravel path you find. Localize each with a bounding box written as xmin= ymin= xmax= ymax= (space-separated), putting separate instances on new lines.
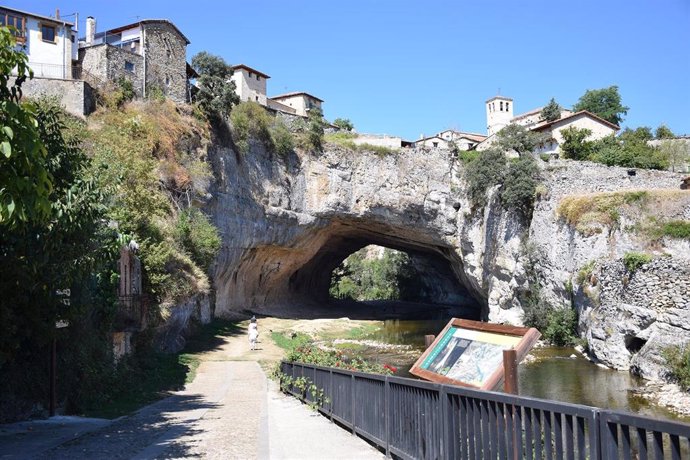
xmin=26 ymin=320 xmax=384 ymax=459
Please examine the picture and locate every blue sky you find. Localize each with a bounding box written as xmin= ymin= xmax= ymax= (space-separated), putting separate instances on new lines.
xmin=11 ymin=0 xmax=690 ymax=139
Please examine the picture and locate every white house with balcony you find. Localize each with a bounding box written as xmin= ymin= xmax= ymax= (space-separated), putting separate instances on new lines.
xmin=2 ymin=6 xmax=77 ymax=79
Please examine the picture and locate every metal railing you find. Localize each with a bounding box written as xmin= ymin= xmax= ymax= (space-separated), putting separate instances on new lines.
xmin=280 ymin=361 xmax=690 ymax=459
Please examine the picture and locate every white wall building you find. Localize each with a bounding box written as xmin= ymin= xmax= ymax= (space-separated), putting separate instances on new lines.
xmin=230 ymin=64 xmax=270 ymax=105
xmin=476 ymin=95 xmax=619 ymax=154
xmin=269 ymin=91 xmax=323 ymax=117
xmin=2 ymin=6 xmax=76 ymax=79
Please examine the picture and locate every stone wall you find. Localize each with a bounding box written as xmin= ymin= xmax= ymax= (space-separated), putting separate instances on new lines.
xmin=142 ymin=22 xmax=188 ymax=103
xmin=583 ymin=258 xmax=690 ymax=380
xmin=79 ymin=44 xmax=145 ymax=97
xmin=11 ymin=76 xmax=95 ymax=117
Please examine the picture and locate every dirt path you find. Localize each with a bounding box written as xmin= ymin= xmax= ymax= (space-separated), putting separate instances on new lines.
xmin=37 ymin=318 xmax=384 ymax=459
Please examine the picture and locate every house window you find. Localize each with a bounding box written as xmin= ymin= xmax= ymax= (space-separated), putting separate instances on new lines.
xmin=0 ymin=12 xmax=25 ymax=40
xmin=256 ymin=75 xmax=260 ymax=81
xmin=255 ymin=95 xmax=259 ymax=101
xmin=433 ymin=141 xmax=439 ymax=148
xmin=40 ymin=24 xmax=56 ymax=43
xmin=248 ymin=71 xmax=253 ymax=78
xmin=124 ymin=61 xmax=135 ymax=72
xmin=506 ymin=102 xmax=510 ymax=111
xmin=500 ymin=101 xmax=504 ymax=111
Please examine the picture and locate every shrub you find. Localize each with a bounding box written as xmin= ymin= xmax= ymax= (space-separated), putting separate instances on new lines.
xmin=230 ymin=101 xmax=273 ymax=154
xmin=332 ymin=118 xmax=354 ymax=131
xmin=306 ymin=107 xmax=326 ymax=151
xmin=175 ymin=208 xmax=221 ymax=268
xmin=557 ymin=190 xmax=649 ymax=233
xmin=500 ymin=155 xmax=539 ymax=219
xmin=623 ymin=252 xmax=651 ymax=273
xmin=662 ymin=345 xmax=690 ymax=390
xmin=560 ymin=126 xmax=593 ymax=160
xmin=458 ymin=149 xmax=479 ymax=163
xmin=659 ymin=220 xmax=690 ymax=239
xmin=271 ymin=120 xmax=294 ymax=158
xmin=576 ymin=260 xmax=596 ymax=285
xmin=464 ymin=148 xmax=506 ymax=209
xmin=543 ymin=308 xmax=578 ymax=346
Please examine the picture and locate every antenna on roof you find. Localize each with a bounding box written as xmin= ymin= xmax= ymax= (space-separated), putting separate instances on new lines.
xmin=497 ymin=87 xmax=501 ymax=95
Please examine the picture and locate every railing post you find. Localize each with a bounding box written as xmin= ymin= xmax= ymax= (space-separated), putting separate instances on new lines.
xmin=385 ymin=375 xmax=390 ymax=458
xmin=329 ymin=368 xmax=333 ymax=421
xmin=351 ymin=373 xmax=356 ymax=434
xmin=441 ymin=384 xmax=452 ymax=459
xmin=592 ymin=409 xmax=603 ymax=460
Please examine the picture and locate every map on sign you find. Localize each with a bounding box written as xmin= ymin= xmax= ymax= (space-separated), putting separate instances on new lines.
xmin=418 ymin=327 xmax=521 ymax=387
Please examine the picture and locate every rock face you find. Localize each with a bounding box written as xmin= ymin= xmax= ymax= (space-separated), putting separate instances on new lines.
xmin=583 ymin=259 xmax=690 ymax=380
xmin=207 ymin=139 xmax=690 ymax=378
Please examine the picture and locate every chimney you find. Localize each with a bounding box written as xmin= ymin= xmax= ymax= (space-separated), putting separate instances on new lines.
xmin=86 ymin=16 xmax=96 ymax=45
xmin=55 ymin=8 xmax=60 ymax=19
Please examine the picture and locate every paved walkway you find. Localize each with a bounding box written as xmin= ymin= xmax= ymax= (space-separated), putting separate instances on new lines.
xmin=0 ymin=326 xmax=384 ymax=459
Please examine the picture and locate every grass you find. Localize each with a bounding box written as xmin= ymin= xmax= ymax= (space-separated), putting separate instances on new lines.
xmin=83 ymin=318 xmax=239 ymax=419
xmin=324 ymin=132 xmax=399 ymax=156
xmin=623 ymin=251 xmax=652 ymax=273
xmin=557 ymin=190 xmax=689 ymax=236
xmin=576 ymin=260 xmax=597 ymax=285
xmin=656 ymin=220 xmax=690 ymax=240
xmin=270 ymin=331 xmax=312 ymax=350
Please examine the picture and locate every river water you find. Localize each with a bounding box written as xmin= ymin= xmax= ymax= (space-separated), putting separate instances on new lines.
xmin=357 ymin=319 xmax=686 ymax=422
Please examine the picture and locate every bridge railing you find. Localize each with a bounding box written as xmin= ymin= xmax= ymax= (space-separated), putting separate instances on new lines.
xmin=280 ymin=361 xmax=690 ymax=460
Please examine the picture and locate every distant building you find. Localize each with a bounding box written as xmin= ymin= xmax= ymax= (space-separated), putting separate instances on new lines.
xmin=476 ymin=95 xmax=619 ymax=154
xmin=2 ymin=6 xmax=77 ymax=79
xmin=416 ymin=134 xmax=449 ymax=150
xmin=269 ymin=91 xmax=323 ymax=117
xmin=77 ymin=17 xmax=191 ymax=102
xmin=230 ymin=64 xmax=270 ymax=105
xmin=438 ymin=129 xmax=487 ymax=151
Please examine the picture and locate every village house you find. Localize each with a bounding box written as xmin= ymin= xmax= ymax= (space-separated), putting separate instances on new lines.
xmin=475 ymin=95 xmax=619 ymax=154
xmin=415 ymin=130 xmax=486 ymax=150
xmin=269 ymin=91 xmax=323 ymax=117
xmin=77 ymin=16 xmax=191 ymax=103
xmin=230 ymin=64 xmax=270 ymax=105
xmin=2 ymin=6 xmax=77 ymax=79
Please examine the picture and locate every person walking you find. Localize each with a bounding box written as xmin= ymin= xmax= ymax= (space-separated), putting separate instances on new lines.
xmin=248 ymin=316 xmax=259 ymax=350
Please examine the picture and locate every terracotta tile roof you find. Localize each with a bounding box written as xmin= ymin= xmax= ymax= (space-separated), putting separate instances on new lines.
xmin=531 ymin=110 xmax=620 ymax=131
xmin=231 ymin=64 xmax=270 ymax=79
xmin=0 ymin=6 xmax=74 ymax=26
xmin=270 ymin=91 xmax=324 ymax=103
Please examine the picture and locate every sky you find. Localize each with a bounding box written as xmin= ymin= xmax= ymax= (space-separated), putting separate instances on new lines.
xmin=10 ymin=0 xmax=690 ymax=139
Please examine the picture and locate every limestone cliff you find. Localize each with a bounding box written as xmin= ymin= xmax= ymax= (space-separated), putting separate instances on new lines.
xmin=207 ymin=139 xmax=690 ymax=379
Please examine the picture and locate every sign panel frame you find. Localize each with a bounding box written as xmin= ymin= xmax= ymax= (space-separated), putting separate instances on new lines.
xmin=409 ymin=318 xmax=541 ymax=390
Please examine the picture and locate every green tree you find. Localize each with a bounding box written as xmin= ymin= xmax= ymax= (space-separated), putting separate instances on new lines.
xmin=560 ymin=126 xmax=594 ymax=160
xmin=0 ymin=27 xmax=52 ymax=226
xmin=541 ymin=98 xmax=561 ymax=122
xmin=306 ymin=107 xmax=326 ymax=151
xmin=464 ymin=148 xmax=507 ymax=209
xmin=572 ymin=85 xmax=628 ymax=125
xmin=655 ymin=124 xmax=674 ymax=139
xmin=333 ymin=118 xmax=354 ymax=131
xmin=500 ymin=156 xmax=540 ymax=219
xmin=659 ymin=139 xmax=689 ymax=172
xmin=191 ymin=52 xmax=239 ymax=119
xmin=496 ymin=124 xmax=546 ymax=156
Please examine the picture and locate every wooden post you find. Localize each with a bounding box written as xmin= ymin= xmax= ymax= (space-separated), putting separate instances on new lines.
xmin=424 ymin=334 xmax=436 ymax=348
xmin=503 ymin=349 xmax=518 ymax=395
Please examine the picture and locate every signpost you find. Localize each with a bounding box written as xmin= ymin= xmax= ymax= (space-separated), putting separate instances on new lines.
xmin=410 ymin=318 xmax=540 ymax=392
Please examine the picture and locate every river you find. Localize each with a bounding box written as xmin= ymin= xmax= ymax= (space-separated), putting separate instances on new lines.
xmin=355 ymin=319 xmax=686 ymax=422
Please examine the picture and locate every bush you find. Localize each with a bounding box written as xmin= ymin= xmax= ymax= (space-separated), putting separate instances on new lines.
xmin=659 ymin=220 xmax=690 ymax=239
xmin=623 ymin=252 xmax=651 ymax=273
xmin=662 ymin=345 xmax=690 ymax=390
xmin=464 ymin=148 xmax=506 ymax=209
xmin=271 ymin=120 xmax=294 ymax=158
xmin=500 ymin=156 xmax=539 ymax=219
xmin=230 ymin=102 xmax=273 ymax=154
xmin=576 ymin=260 xmax=596 ymax=285
xmin=333 ymin=118 xmax=354 ymax=131
xmin=175 ymin=208 xmax=221 ymax=268
xmin=543 ymin=308 xmax=578 ymax=346
xmin=560 ymin=126 xmax=593 ymax=160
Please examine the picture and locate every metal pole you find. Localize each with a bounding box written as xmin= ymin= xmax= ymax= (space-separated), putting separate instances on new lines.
xmin=503 ymin=349 xmax=518 ymax=395
xmin=49 ymin=337 xmax=56 ymax=416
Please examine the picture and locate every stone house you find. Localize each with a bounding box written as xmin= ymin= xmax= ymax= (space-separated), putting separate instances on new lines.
xmin=269 ymin=91 xmax=323 ymax=117
xmin=77 ymin=17 xmax=191 ymax=102
xmin=476 ymin=95 xmax=619 ymax=154
xmin=416 ymin=134 xmax=449 ymax=149
xmin=438 ymin=129 xmax=487 ymax=151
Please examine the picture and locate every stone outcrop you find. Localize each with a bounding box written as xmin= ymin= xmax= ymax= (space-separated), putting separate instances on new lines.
xmin=583 ymin=258 xmax=690 ymax=380
xmin=207 ymin=138 xmax=690 ymax=379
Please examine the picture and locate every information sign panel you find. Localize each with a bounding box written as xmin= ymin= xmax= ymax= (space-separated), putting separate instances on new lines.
xmin=410 ymin=318 xmax=540 ymax=390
